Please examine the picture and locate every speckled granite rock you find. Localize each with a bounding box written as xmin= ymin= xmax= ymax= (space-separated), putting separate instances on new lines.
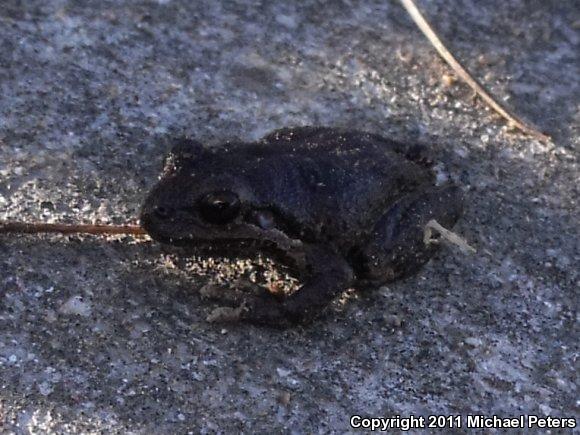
xmin=0 ymin=0 xmax=578 ymax=433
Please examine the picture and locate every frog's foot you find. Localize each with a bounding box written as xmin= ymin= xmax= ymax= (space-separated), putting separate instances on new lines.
xmin=206 ymin=284 xmax=326 ymax=328
xmin=199 ymin=279 xmax=265 ymax=304
xmin=237 ymin=289 xmax=293 ymax=328
xmin=198 ymin=280 xmax=284 ymax=325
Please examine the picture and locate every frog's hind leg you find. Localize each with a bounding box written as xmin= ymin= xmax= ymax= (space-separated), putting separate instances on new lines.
xmin=354 ymin=185 xmax=463 ymax=284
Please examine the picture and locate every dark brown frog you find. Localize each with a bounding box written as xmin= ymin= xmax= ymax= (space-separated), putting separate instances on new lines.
xmin=141 ymin=127 xmax=463 ymax=326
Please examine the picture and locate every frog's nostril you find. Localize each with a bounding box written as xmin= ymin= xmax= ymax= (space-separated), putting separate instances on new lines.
xmin=154 ymin=206 xmax=172 ymax=219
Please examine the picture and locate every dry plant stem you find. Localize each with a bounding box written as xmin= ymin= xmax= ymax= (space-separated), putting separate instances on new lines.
xmin=424 ymin=219 xmax=476 ymax=254
xmin=0 ymin=221 xmax=147 ymax=236
xmin=399 ymin=0 xmax=551 ymax=143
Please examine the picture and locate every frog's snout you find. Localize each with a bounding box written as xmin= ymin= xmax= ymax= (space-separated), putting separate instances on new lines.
xmin=140 ymin=200 xmax=176 ymax=235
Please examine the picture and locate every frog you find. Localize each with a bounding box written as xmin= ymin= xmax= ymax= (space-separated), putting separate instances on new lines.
xmin=140 ymin=126 xmax=463 ymax=327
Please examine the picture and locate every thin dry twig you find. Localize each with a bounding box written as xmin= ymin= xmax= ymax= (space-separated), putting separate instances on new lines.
xmin=0 ymin=221 xmax=147 ymax=236
xmin=424 ymin=219 xmax=476 ymax=254
xmin=399 ymin=0 xmax=551 ymax=143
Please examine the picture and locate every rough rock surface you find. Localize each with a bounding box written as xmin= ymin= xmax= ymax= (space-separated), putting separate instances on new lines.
xmin=0 ymin=0 xmax=578 ymax=432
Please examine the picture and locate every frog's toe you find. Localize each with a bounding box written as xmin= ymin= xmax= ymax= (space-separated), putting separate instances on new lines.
xmin=237 ymin=291 xmax=293 ymax=327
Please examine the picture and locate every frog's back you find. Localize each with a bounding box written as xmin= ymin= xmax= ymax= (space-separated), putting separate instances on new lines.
xmin=234 ymin=127 xmax=435 ymax=251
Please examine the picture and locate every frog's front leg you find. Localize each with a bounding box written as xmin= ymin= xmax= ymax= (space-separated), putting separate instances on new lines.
xmin=239 ymin=245 xmax=354 ymax=327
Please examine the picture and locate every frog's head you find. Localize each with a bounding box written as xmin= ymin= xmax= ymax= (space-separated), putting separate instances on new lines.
xmin=141 ymin=138 xmax=290 ymax=248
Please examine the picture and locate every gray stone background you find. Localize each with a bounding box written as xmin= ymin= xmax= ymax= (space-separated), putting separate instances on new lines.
xmin=0 ymin=0 xmax=578 ymax=433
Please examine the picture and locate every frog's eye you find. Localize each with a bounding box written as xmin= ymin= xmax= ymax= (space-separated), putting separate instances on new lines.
xmin=198 ymin=190 xmax=241 ymax=225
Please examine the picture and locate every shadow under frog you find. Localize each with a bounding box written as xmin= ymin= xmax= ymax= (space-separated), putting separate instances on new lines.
xmin=141 ymin=126 xmax=463 ymax=327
